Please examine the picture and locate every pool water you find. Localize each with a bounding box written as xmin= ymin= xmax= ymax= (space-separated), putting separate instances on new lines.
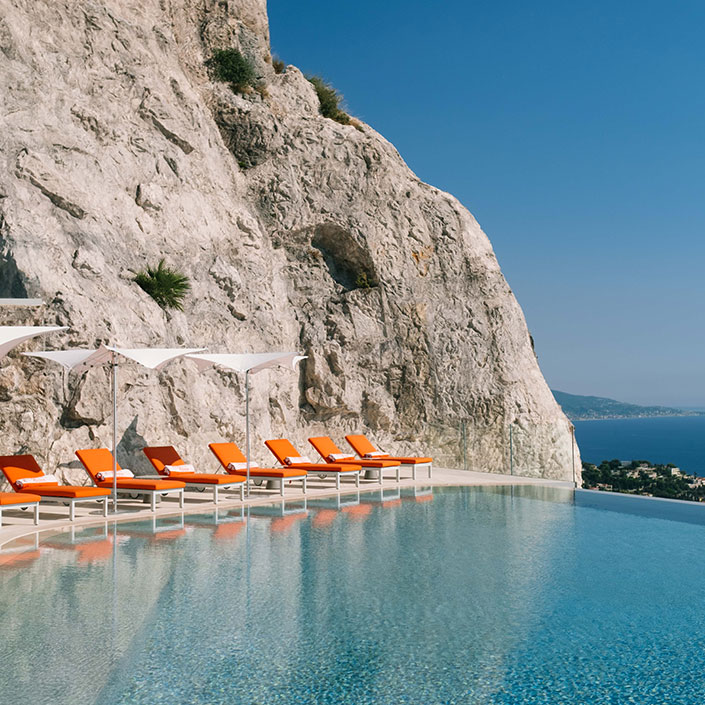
xmin=1 ymin=485 xmax=704 ymax=704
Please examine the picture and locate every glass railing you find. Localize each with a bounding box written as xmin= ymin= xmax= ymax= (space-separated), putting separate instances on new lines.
xmin=402 ymin=419 xmax=579 ymax=485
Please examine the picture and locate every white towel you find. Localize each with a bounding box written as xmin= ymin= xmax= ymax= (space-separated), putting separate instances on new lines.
xmin=328 ymin=453 xmax=354 ymax=461
xmin=364 ymin=451 xmax=387 ymax=458
xmin=96 ymin=469 xmax=135 ymax=482
xmin=16 ymin=474 xmax=59 ymax=488
xmin=284 ymin=456 xmax=311 ymax=465
xmin=164 ymin=464 xmax=195 ymax=476
xmin=228 ymin=462 xmax=259 ymax=472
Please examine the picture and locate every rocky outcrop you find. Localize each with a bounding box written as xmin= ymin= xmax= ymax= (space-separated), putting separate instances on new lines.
xmin=0 ymin=0 xmax=579 ymax=482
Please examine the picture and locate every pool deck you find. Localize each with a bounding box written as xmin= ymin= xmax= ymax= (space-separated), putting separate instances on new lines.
xmin=0 ymin=467 xmax=574 ymax=549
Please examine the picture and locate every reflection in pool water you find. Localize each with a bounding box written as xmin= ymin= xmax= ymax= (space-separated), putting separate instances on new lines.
xmin=1 ymin=485 xmax=704 ymax=704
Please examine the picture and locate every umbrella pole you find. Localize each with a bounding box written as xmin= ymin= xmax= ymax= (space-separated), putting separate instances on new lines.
xmin=112 ymin=352 xmax=118 ymax=514
xmin=245 ymin=369 xmax=250 ymax=499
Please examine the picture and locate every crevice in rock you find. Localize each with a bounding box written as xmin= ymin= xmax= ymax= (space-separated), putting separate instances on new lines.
xmin=0 ymin=220 xmax=28 ymax=297
xmin=311 ymin=223 xmax=378 ymax=291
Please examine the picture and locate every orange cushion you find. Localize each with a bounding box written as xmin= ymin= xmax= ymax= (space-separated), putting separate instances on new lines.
xmin=336 ymin=458 xmax=400 ymax=468
xmin=75 ymin=448 xmax=122 ymax=483
xmin=389 ymin=456 xmax=433 ymax=464
xmin=345 ymin=434 xmax=378 ymax=457
xmin=0 ymin=491 xmax=41 ymax=506
xmin=0 ymin=454 xmax=53 ymax=490
xmin=264 ymin=439 xmax=300 ymax=465
xmin=96 ymin=478 xmax=185 ymax=491
xmin=21 ymin=486 xmax=111 ymax=499
xmin=308 ymin=436 xmax=345 ymax=460
xmin=247 ymin=468 xmax=308 ymax=479
xmin=142 ymin=446 xmax=184 ymax=474
xmin=172 ymin=473 xmax=244 ymax=485
xmin=209 ymin=442 xmax=247 ymax=469
xmin=290 ymin=463 xmax=361 ymax=473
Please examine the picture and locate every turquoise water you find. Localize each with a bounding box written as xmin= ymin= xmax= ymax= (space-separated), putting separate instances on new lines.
xmin=1 ymin=485 xmax=705 ymax=704
xmin=574 ymin=415 xmax=705 ymax=475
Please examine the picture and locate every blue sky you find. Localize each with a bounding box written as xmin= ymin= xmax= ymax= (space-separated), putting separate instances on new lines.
xmin=268 ymin=0 xmax=705 ymax=407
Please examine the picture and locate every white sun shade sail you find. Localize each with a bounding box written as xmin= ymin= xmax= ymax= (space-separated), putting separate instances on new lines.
xmin=0 ymin=299 xmax=44 ymax=307
xmin=187 ymin=352 xmax=306 ymax=375
xmin=0 ymin=325 xmax=68 ymax=360
xmin=24 ymin=344 xmax=206 ymax=372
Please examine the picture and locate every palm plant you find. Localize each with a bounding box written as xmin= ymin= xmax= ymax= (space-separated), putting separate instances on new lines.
xmin=133 ymin=259 xmax=191 ymax=311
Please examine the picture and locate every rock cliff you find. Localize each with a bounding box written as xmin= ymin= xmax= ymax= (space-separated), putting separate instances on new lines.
xmin=0 ymin=0 xmax=580 ymax=482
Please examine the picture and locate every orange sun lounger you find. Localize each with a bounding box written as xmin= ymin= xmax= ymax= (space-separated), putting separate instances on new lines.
xmin=143 ymin=446 xmax=246 ymax=503
xmin=345 ymin=434 xmax=433 ymax=479
xmin=0 ymin=491 xmax=41 ymax=527
xmin=265 ymin=438 xmax=361 ymax=490
xmin=0 ymin=454 xmax=111 ymax=522
xmin=75 ymin=448 xmax=185 ymax=512
xmin=208 ymin=442 xmax=307 ymax=496
xmin=308 ymin=436 xmax=402 ymax=484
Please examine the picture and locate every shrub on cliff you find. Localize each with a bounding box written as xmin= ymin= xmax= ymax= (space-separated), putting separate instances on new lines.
xmin=134 ymin=260 xmax=191 ymax=311
xmin=272 ymin=55 xmax=286 ymax=74
xmin=209 ymin=49 xmax=257 ymax=93
xmin=307 ymin=75 xmax=351 ymax=125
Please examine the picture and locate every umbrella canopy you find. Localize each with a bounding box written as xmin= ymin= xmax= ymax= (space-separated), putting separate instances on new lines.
xmin=186 ymin=351 xmax=306 ymax=496
xmin=187 ymin=352 xmax=306 ymax=375
xmin=25 ymin=344 xmax=205 ymax=512
xmin=0 ymin=326 xmax=67 ymax=360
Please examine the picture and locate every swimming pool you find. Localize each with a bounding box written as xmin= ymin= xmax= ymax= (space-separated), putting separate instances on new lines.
xmin=1 ymin=485 xmax=704 ymax=704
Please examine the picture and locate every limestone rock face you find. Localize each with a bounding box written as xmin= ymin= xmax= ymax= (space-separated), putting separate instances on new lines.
xmin=0 ymin=0 xmax=580 ymax=483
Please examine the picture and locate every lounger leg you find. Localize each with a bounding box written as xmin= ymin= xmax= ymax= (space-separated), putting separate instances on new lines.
xmin=70 ymin=502 xmax=75 ymax=522
xmin=103 ymin=499 xmax=108 ymax=517
xmin=302 ymin=477 xmax=307 ymax=494
xmin=151 ymin=493 xmax=156 ymax=512
xmin=179 ymin=490 xmax=184 ymax=509
xmin=34 ymin=504 xmax=39 ymax=525
xmin=429 ymin=463 xmax=432 ymax=478
xmin=0 ymin=508 xmax=3 ymax=527
xmin=412 ymin=466 xmax=417 ymax=481
xmin=355 ymin=473 xmax=359 ymax=488
xmin=396 ymin=467 xmax=400 ymax=483
xmin=336 ymin=474 xmax=340 ymax=491
xmin=240 ymin=484 xmax=244 ymax=502
xmin=214 ymin=486 xmax=219 ymax=505
xmin=280 ymin=480 xmax=284 ymax=497
xmin=379 ymin=469 xmax=383 ymax=486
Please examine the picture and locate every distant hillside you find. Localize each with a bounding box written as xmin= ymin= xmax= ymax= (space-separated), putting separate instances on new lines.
xmin=552 ymin=390 xmax=704 ymax=421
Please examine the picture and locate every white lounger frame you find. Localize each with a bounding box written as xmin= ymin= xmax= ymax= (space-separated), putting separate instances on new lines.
xmin=104 ymin=486 xmax=185 ymax=512
xmin=142 ymin=476 xmax=245 ymax=504
xmin=189 ymin=481 xmax=244 ymax=504
xmin=303 ymin=467 xmax=360 ymax=490
xmin=249 ymin=473 xmax=307 ymax=497
xmin=32 ymin=495 xmax=109 ymax=522
xmin=0 ymin=499 xmax=40 ymax=527
xmin=400 ymin=461 xmax=432 ymax=480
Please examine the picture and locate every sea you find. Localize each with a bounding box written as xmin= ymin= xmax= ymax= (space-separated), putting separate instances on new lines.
xmin=574 ymin=415 xmax=705 ymax=477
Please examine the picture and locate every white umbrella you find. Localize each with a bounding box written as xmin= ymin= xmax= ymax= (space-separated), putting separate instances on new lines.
xmin=186 ymin=352 xmax=306 ymax=496
xmin=0 ymin=325 xmax=68 ymax=360
xmin=25 ymin=345 xmax=205 ymax=512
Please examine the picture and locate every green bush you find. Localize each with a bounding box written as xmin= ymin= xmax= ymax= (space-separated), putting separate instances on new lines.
xmin=307 ymin=75 xmax=351 ymax=125
xmin=355 ymin=272 xmax=372 ymax=289
xmin=209 ymin=49 xmax=257 ymax=93
xmin=134 ymin=259 xmax=191 ymax=311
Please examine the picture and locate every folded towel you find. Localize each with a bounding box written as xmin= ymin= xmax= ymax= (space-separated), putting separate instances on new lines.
xmin=96 ymin=469 xmax=135 ymax=482
xmin=16 ymin=474 xmax=59 ymax=489
xmin=228 ymin=462 xmax=259 ymax=472
xmin=328 ymin=453 xmax=355 ymax=461
xmin=364 ymin=451 xmax=388 ymax=458
xmin=164 ymin=463 xmax=195 ymax=476
xmin=284 ymin=456 xmax=311 ymax=466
